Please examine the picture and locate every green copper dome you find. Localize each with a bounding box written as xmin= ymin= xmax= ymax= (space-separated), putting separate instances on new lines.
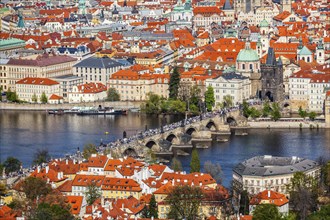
xmin=260 ymin=19 xmax=269 ymax=28
xmin=237 ymin=48 xmax=259 ymax=62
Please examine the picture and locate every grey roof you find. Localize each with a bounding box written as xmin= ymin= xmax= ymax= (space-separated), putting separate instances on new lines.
xmin=74 ymin=56 xmax=123 ymax=68
xmin=233 ymin=155 xmax=319 ymax=177
xmin=223 ymin=0 xmax=233 ymax=10
xmin=222 ymin=72 xmax=248 ymax=80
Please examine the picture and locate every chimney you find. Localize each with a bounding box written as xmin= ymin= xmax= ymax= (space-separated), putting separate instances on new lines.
xmin=172 ymin=179 xmax=174 ymax=186
xmin=268 ymin=190 xmax=270 ymax=198
xmin=45 ymin=166 xmax=49 ymax=174
xmin=37 ymin=166 xmax=40 ymax=173
xmin=66 ymin=159 xmax=68 ymax=165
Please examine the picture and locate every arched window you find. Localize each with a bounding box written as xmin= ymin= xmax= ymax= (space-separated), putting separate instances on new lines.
xmin=250 ymin=64 xmax=253 ymax=70
xmin=242 ymin=64 xmax=245 ymax=69
xmin=307 ymin=57 xmax=310 ymax=62
xmin=319 ymin=52 xmax=322 ymax=57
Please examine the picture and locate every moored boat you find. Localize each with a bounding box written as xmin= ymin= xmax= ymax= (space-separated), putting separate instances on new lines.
xmin=77 ymin=106 xmax=127 ymax=116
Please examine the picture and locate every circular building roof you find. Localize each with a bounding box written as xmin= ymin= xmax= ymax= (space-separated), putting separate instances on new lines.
xmin=237 ymin=48 xmax=259 ymax=62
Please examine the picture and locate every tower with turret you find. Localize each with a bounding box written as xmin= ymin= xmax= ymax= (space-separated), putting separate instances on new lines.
xmin=316 ymin=38 xmax=325 ymax=65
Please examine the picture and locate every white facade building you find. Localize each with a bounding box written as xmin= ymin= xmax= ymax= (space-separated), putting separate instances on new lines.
xmin=206 ymin=72 xmax=251 ymax=106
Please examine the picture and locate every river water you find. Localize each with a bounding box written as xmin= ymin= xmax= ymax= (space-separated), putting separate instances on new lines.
xmin=1 ymin=110 xmax=329 ymax=187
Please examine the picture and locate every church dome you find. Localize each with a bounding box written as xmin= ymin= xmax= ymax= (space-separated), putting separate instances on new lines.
xmin=237 ymin=47 xmax=259 ymax=62
xmin=260 ymin=19 xmax=269 ymax=28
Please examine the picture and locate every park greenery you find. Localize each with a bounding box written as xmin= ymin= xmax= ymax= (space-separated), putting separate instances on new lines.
xmin=6 ymin=88 xmax=19 ymax=102
xmin=298 ymin=106 xmax=317 ymax=120
xmin=106 ymin=87 xmax=120 ymax=101
xmin=242 ymin=100 xmax=281 ymax=121
xmin=252 ymin=204 xmax=282 ymax=220
xmin=142 ymin=67 xmax=216 ymax=115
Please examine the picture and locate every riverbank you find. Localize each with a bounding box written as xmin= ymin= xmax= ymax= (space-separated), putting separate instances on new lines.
xmin=0 ymin=101 xmax=143 ymax=111
xmin=248 ymin=120 xmax=327 ymax=129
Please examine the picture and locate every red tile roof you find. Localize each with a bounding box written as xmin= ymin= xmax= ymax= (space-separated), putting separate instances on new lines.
xmin=72 ymin=175 xmax=105 ymax=187
xmin=66 ymin=196 xmax=83 ymax=215
xmin=250 ymin=190 xmax=289 ymax=207
xmin=16 ymin=77 xmax=59 ymax=86
xmin=101 ymin=177 xmax=142 ymax=192
xmin=77 ymin=82 xmax=107 ymax=94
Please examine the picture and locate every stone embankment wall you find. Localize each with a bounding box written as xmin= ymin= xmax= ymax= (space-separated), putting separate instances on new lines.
xmin=248 ymin=120 xmax=326 ymax=128
xmin=0 ymin=101 xmax=143 ymax=111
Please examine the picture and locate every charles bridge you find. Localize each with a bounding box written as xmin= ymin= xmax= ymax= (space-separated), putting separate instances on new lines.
xmin=110 ymin=109 xmax=248 ymax=158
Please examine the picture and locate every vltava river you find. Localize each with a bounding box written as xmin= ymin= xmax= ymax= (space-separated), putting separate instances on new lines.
xmin=1 ymin=110 xmax=329 ymax=187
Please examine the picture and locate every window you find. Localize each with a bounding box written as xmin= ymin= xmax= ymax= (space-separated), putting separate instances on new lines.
xmin=250 ymin=64 xmax=253 ymax=70
xmin=242 ymin=64 xmax=245 ymax=69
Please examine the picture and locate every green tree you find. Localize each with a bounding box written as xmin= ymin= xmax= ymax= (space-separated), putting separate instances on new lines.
xmin=21 ymin=177 xmax=52 ymax=202
xmin=171 ymin=157 xmax=183 ymax=172
xmin=3 ymin=157 xmax=21 ymax=175
xmin=307 ymin=204 xmax=330 ymax=220
xmin=40 ymin=92 xmax=48 ymax=104
xmin=262 ymin=101 xmax=271 ymax=117
xmin=203 ymin=161 xmax=223 ymax=184
xmin=189 ymin=85 xmax=201 ymax=107
xmin=169 ymin=67 xmax=180 ymax=99
xmin=85 ymin=182 xmax=101 ymax=205
xmin=6 ymin=88 xmax=19 ymax=102
xmin=287 ymin=172 xmax=319 ymax=220
xmin=0 ymin=164 xmax=4 ymax=177
xmin=82 ymin=143 xmax=97 ymax=160
xmin=239 ymin=190 xmax=249 ymax=215
xmin=106 ymin=87 xmax=120 ymax=101
xmin=31 ymin=202 xmax=74 ymax=220
xmin=205 ymin=86 xmax=215 ymax=112
xmin=32 ymin=93 xmax=38 ymax=103
xmin=308 ymin=112 xmax=316 ymax=121
xmin=168 ymin=99 xmax=186 ymax=114
xmin=33 ymin=149 xmax=51 ymax=166
xmin=141 ymin=93 xmax=161 ymax=114
xmin=223 ymin=95 xmax=233 ymax=108
xmin=252 ymin=204 xmax=281 ymax=220
xmin=270 ymin=102 xmax=281 ymax=121
xmin=190 ymin=148 xmax=200 ymax=173
xmin=242 ymin=100 xmax=251 ymax=118
xmin=250 ymin=107 xmax=261 ymax=119
xmin=142 ymin=194 xmax=158 ymax=218
xmin=298 ymin=106 xmax=308 ymax=118
xmin=167 ymin=185 xmax=204 ymax=220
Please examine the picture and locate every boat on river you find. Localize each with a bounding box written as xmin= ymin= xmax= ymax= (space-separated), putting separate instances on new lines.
xmin=47 ymin=109 xmax=65 ymax=115
xmin=77 ymin=106 xmax=127 ymax=116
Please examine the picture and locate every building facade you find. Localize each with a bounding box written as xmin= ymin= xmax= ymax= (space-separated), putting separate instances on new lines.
xmin=232 ymin=155 xmax=320 ymax=201
xmin=4 ymin=53 xmax=76 ymax=91
xmin=15 ymin=77 xmax=60 ymax=103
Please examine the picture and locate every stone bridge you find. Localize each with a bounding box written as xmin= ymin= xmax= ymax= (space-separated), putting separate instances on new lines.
xmin=112 ymin=110 xmax=246 ymax=158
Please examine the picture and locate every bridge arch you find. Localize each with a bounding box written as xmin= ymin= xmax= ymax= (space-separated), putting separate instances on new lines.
xmin=226 ymin=116 xmax=237 ymax=126
xmin=145 ymin=140 xmax=158 ymax=149
xmin=186 ymin=127 xmax=197 ymax=135
xmin=123 ymin=148 xmax=138 ymax=157
xmin=206 ymin=120 xmax=217 ymax=131
xmin=165 ymin=133 xmax=178 ymax=143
